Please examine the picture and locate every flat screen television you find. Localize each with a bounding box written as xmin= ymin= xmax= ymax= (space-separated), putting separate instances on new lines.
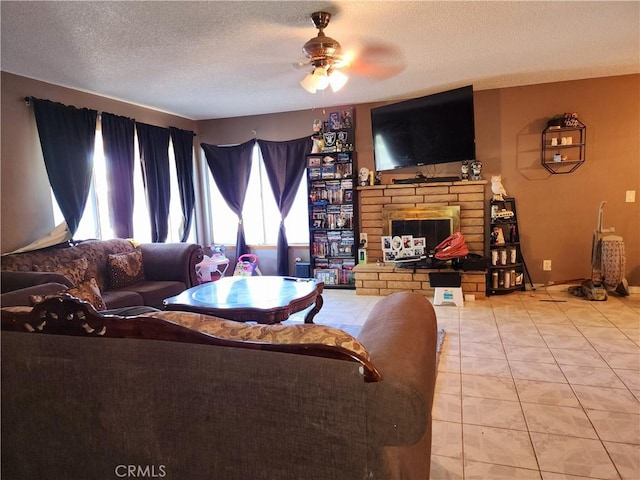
xmin=371 ymin=85 xmax=476 ymax=172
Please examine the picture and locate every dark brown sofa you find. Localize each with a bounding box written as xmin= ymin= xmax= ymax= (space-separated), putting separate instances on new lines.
xmin=1 ymin=291 xmax=438 ymax=479
xmin=1 ymin=238 xmax=203 ymax=309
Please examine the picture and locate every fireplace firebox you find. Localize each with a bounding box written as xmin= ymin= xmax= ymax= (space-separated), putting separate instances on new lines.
xmin=382 ymin=206 xmax=461 ymax=254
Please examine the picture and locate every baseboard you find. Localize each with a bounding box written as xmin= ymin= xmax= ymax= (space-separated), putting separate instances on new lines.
xmin=531 ymin=282 xmax=640 ymax=294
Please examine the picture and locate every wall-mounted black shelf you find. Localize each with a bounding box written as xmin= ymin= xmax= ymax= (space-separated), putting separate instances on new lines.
xmin=541 ymin=121 xmax=586 ymax=174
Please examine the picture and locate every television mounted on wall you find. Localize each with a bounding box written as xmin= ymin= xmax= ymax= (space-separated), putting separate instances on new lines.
xmin=371 ymin=85 xmax=476 ymax=172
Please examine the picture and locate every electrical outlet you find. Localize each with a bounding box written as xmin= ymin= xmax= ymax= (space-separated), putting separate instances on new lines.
xmin=543 ymin=260 xmax=552 ymax=271
xmin=626 ymin=190 xmax=636 ymax=203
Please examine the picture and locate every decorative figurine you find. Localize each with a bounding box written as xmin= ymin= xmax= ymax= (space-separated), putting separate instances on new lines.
xmin=359 ymin=167 xmax=370 ymax=186
xmin=461 ymin=160 xmax=469 ymax=181
xmin=311 ymin=119 xmax=323 ymax=153
xmin=491 ymin=175 xmax=507 ymax=201
xmin=470 ymin=159 xmax=483 ymax=180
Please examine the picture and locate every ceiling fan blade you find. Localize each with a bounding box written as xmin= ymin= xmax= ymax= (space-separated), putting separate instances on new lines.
xmin=347 ymin=43 xmax=406 ymax=79
xmin=292 ymin=59 xmax=312 ymax=70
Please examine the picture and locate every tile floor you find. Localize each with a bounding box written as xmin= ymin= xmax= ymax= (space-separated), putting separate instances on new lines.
xmin=291 ymin=288 xmax=640 ymax=480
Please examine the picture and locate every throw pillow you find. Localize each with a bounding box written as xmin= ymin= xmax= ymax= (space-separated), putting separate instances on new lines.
xmin=29 ymin=277 xmax=106 ymax=311
xmin=33 ymin=257 xmax=89 ymax=287
xmin=107 ymin=249 xmax=145 ymax=289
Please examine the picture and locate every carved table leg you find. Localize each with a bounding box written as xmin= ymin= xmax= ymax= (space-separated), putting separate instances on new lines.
xmin=304 ymin=293 xmax=323 ymax=324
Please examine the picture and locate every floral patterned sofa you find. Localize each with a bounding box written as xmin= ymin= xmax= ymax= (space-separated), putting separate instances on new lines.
xmin=1 ymin=238 xmax=204 ymax=309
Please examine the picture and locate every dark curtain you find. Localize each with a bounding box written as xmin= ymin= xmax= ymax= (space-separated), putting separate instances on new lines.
xmin=136 ymin=123 xmax=171 ymax=242
xmin=170 ymin=127 xmax=195 ymax=242
xmin=101 ymin=113 xmax=135 ymax=238
xmin=201 ymin=140 xmax=254 ymax=257
xmin=31 ymin=98 xmax=97 ymax=236
xmin=258 ymin=137 xmax=312 ymax=275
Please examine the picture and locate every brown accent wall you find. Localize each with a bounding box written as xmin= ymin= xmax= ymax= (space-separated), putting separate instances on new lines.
xmin=2 ymin=72 xmax=638 ymax=285
xmin=198 ymin=75 xmax=639 ymax=286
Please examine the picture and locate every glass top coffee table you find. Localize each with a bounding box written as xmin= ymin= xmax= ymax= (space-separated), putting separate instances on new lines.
xmin=163 ymin=276 xmax=324 ymax=324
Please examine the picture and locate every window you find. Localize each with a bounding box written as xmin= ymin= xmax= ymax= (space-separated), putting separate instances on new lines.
xmin=52 ymin=129 xmax=194 ymax=243
xmin=207 ymin=144 xmax=309 ymax=246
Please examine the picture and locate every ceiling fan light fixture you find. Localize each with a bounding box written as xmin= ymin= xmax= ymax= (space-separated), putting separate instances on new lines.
xmin=328 ymin=68 xmax=348 ymax=92
xmin=300 ymin=72 xmax=317 ymax=93
xmin=311 ymin=66 xmax=330 ymax=91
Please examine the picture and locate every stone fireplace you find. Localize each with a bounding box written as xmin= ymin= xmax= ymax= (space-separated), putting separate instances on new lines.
xmin=354 ymin=179 xmax=488 ymax=298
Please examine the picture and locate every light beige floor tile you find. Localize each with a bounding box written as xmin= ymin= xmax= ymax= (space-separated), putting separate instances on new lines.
xmin=435 ymin=371 xmax=462 ymax=395
xmin=463 ymin=396 xmax=527 ymax=430
xmin=577 ymin=326 xmax=631 ymax=340
xmin=504 ymin=344 xmax=556 ymax=363
xmin=572 ymin=385 xmax=640 ymax=414
xmin=462 ymin=424 xmax=538 ymax=470
xmin=464 ymin=460 xmax=542 ymax=479
xmin=429 ymin=454 xmax=463 ymax=480
xmin=431 ymin=420 xmax=462 ymax=458
xmin=515 ymin=379 xmax=580 ymax=407
xmin=438 ymin=354 xmax=461 ymax=374
xmin=509 ymin=360 xmax=567 ymax=383
xmin=521 ymin=403 xmax=597 ymax=438
xmin=604 ymin=441 xmax=640 ymax=480
xmin=560 ymin=364 xmax=627 ymax=388
xmin=530 ymin=432 xmax=619 ymax=479
xmin=461 ymin=357 xmax=512 ymax=378
xmin=585 ymin=409 xmax=640 ymax=444
xmin=433 ymin=393 xmax=462 ymax=423
xmin=529 ymin=313 xmax=570 ymax=325
xmin=566 ymin=315 xmax=613 ymax=328
xmin=459 ymin=329 xmax=501 ymax=344
xmin=541 ymin=472 xmax=611 ymax=480
xmin=614 ymin=368 xmax=640 ymax=391
xmin=501 ymin=332 xmax=548 ymax=348
xmin=600 ymin=350 xmax=640 ymax=371
xmin=460 ymin=340 xmax=506 ymax=359
xmin=497 ymin=322 xmax=539 ymax=334
xmin=550 ymin=347 xmax=609 ymax=367
xmin=542 ymin=335 xmax=594 ymax=350
xmin=590 ymin=337 xmax=640 ymax=354
xmin=461 ymin=374 xmax=518 ymax=401
xmin=536 ymin=323 xmax=582 ymax=337
xmin=621 ymin=328 xmax=640 ymax=344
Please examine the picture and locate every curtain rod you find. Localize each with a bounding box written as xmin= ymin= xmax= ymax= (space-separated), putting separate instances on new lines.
xmin=24 ymin=96 xmax=196 ymax=135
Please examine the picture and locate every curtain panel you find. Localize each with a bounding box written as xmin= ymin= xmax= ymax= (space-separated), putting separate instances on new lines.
xmin=31 ymin=98 xmax=98 ymax=236
xmin=257 ymin=137 xmax=312 ymax=275
xmin=136 ymin=123 xmax=171 ymax=242
xmin=201 ymin=140 xmax=255 ymax=257
xmin=101 ymin=113 xmax=135 ymax=239
xmin=170 ymin=127 xmax=196 ymax=242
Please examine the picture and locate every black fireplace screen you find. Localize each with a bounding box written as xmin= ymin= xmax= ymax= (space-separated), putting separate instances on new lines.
xmin=391 ymin=219 xmax=452 ymax=253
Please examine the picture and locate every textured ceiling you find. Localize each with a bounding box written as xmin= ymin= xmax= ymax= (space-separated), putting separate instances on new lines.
xmin=2 ymin=1 xmax=639 ymax=120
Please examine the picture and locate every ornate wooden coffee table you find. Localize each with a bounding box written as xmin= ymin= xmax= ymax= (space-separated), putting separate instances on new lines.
xmin=163 ymin=276 xmax=324 ymax=324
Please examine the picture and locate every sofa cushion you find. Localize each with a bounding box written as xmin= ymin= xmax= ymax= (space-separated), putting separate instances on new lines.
xmin=118 ymin=281 xmax=186 ymax=309
xmin=150 ymin=311 xmax=371 ymax=361
xmin=101 ymin=289 xmax=144 ymax=309
xmin=32 ymin=257 xmax=89 ymax=287
xmin=29 ymin=277 xmax=106 ymax=311
xmin=107 ymin=250 xmax=145 ymax=289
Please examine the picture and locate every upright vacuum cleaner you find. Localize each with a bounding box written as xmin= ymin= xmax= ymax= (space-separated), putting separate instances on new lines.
xmin=570 ymin=201 xmax=629 ymax=301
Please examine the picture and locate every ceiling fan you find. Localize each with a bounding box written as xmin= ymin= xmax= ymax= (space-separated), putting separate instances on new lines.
xmin=296 ymin=11 xmax=349 ymax=93
xmin=295 ymin=11 xmax=406 ymax=94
